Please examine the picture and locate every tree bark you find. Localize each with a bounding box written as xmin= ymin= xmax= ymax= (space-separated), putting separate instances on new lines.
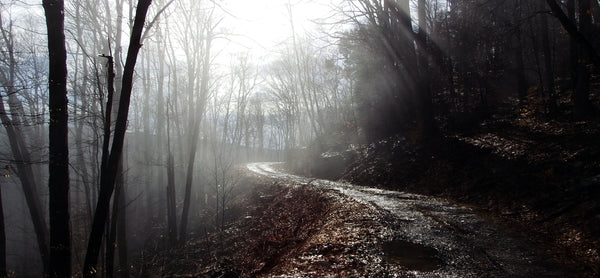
xmin=0 ymin=179 xmax=6 ymax=278
xmin=166 ymin=150 xmax=177 ymax=245
xmin=573 ymin=0 xmax=593 ymax=119
xmin=83 ymin=1 xmax=152 ymax=276
xmin=165 ymin=52 xmax=177 ymax=245
xmin=513 ymin=6 xmax=528 ymax=101
xmin=116 ymin=180 xmax=128 ymax=278
xmin=417 ymin=0 xmax=436 ymax=141
xmin=105 ymin=158 xmax=124 ymax=278
xmin=0 ymin=14 xmax=49 ymax=274
xmin=100 ymin=54 xmax=116 ymax=184
xmin=0 ymin=97 xmax=49 ymax=275
xmin=42 ymin=0 xmax=71 ymax=277
xmin=539 ymin=2 xmax=557 ymax=114
xmin=545 ymin=0 xmax=600 ymax=69
xmin=179 ymin=29 xmax=213 ymax=243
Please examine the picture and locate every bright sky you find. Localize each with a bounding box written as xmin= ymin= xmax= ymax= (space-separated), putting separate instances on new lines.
xmin=219 ymin=0 xmax=337 ymax=56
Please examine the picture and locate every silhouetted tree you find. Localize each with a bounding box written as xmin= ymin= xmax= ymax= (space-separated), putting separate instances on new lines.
xmin=0 ymin=172 xmax=6 ymax=278
xmin=83 ymin=1 xmax=152 ymax=276
xmin=43 ymin=0 xmax=71 ymax=276
xmin=545 ymin=0 xmax=599 ymax=118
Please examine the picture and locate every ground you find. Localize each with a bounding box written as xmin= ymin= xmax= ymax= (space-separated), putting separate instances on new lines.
xmin=134 ymin=115 xmax=600 ymax=277
xmin=332 ymin=116 xmax=600 ymax=277
xmin=248 ymin=162 xmax=579 ymax=277
xmin=136 ymin=160 xmax=593 ymax=277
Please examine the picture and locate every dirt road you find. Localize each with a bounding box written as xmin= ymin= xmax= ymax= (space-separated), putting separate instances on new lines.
xmin=247 ymin=162 xmax=574 ymax=277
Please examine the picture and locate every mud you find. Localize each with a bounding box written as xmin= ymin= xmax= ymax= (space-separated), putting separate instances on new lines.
xmin=248 ymin=162 xmax=577 ymax=277
xmin=381 ymin=240 xmax=443 ymax=272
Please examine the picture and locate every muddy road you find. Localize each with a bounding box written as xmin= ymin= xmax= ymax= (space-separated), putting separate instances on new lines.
xmin=247 ymin=162 xmax=573 ymax=277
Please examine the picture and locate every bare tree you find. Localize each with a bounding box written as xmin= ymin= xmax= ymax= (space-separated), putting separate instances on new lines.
xmin=0 ymin=9 xmax=49 ymax=275
xmin=179 ymin=14 xmax=217 ymax=243
xmin=43 ymin=0 xmax=71 ymax=276
xmin=83 ymin=1 xmax=152 ymax=276
xmin=0 ymin=170 xmax=6 ymax=277
xmin=545 ymin=0 xmax=600 ymax=69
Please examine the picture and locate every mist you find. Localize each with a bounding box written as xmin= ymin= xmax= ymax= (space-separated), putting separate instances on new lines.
xmin=1 ymin=0 xmax=599 ymax=276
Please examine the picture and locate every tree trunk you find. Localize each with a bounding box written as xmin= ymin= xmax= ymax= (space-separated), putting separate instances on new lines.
xmin=105 ymin=156 xmax=128 ymax=278
xmin=166 ymin=150 xmax=177 ymax=245
xmin=72 ymin=2 xmax=94 ymax=226
xmin=116 ymin=180 xmax=128 ymax=278
xmin=141 ymin=51 xmax=154 ymax=226
xmin=42 ymin=0 xmax=70 ymax=277
xmin=573 ymin=0 xmax=593 ymax=119
xmin=0 ymin=54 xmax=49 ymax=278
xmin=539 ymin=3 xmax=557 ymax=114
xmin=179 ymin=28 xmax=213 ymax=243
xmin=165 ymin=81 xmax=177 ymax=245
xmin=105 ymin=162 xmax=122 ymax=278
xmin=83 ymin=1 xmax=152 ymax=276
xmin=545 ymin=0 xmax=600 ymax=69
xmin=0 ymin=98 xmax=49 ymax=275
xmin=417 ymin=0 xmax=436 ymax=141
xmin=514 ymin=0 xmax=528 ymax=101
xmin=0 ymin=180 xmax=6 ymax=278
xmin=155 ymin=20 xmax=167 ymax=228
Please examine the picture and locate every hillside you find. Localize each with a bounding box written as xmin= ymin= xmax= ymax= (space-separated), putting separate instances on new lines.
xmin=297 ymin=113 xmax=600 ymax=275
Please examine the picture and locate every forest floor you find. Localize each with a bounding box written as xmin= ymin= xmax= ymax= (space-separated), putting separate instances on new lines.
xmin=135 ymin=168 xmax=387 ymax=277
xmin=134 ymin=113 xmax=600 ymax=277
xmin=247 ymin=162 xmax=579 ymax=277
xmin=136 ymin=158 xmax=592 ymax=277
xmin=334 ymin=114 xmax=600 ymax=277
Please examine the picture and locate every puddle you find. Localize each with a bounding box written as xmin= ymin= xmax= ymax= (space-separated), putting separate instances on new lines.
xmin=381 ymin=240 xmax=443 ymax=271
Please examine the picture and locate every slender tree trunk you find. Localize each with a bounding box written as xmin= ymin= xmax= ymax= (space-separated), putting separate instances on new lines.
xmin=514 ymin=0 xmax=528 ymax=101
xmin=141 ymin=51 xmax=153 ymax=226
xmin=105 ymin=162 xmax=122 ymax=278
xmin=0 ymin=102 xmax=49 ymax=274
xmin=155 ymin=21 xmax=167 ymax=227
xmin=116 ymin=180 xmax=128 ymax=278
xmin=566 ymin=0 xmax=579 ymax=116
xmin=539 ymin=3 xmax=557 ymax=114
xmin=515 ymin=32 xmax=527 ymax=101
xmin=545 ymin=0 xmax=600 ymax=69
xmin=165 ymin=77 xmax=177 ymax=245
xmin=288 ymin=6 xmax=321 ymax=140
xmin=100 ymin=54 xmax=116 ymax=182
xmin=0 ymin=181 xmax=6 ymax=278
xmin=166 ymin=150 xmax=177 ymax=245
xmin=43 ymin=0 xmax=70 ymax=277
xmin=179 ymin=114 xmax=201 ymax=244
xmin=0 ymin=29 xmax=49 ymax=276
xmin=574 ymin=0 xmax=593 ymax=118
xmin=417 ymin=0 xmax=436 ymax=141
xmin=83 ymin=1 xmax=152 ymax=276
xmin=593 ymin=1 xmax=600 ymax=49
xmin=75 ymin=85 xmax=93 ymax=224
xmin=104 ymin=154 xmax=128 ymax=278
xmin=73 ymin=0 xmax=94 ymax=228
xmin=179 ymin=30 xmax=213 ymax=243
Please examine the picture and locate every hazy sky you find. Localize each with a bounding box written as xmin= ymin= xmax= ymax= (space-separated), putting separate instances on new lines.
xmin=219 ymin=0 xmax=336 ymax=53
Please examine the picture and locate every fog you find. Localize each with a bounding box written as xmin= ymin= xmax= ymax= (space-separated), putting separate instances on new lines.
xmin=1 ymin=0 xmax=599 ymax=276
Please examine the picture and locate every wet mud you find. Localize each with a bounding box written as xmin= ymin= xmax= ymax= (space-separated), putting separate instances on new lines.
xmin=248 ymin=162 xmax=576 ymax=277
xmin=381 ymin=240 xmax=443 ymax=272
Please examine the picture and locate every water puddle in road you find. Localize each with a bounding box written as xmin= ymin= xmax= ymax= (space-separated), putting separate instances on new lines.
xmin=381 ymin=240 xmax=443 ymax=271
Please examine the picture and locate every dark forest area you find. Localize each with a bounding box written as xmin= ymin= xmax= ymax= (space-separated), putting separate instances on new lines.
xmin=0 ymin=0 xmax=599 ymax=277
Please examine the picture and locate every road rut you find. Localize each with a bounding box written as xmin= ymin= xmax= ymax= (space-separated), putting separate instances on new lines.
xmin=248 ymin=162 xmax=572 ymax=277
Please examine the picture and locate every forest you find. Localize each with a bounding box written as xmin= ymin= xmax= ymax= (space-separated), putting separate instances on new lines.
xmin=0 ymin=0 xmax=599 ymax=277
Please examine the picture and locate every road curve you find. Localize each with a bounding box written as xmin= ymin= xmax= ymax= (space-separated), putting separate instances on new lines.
xmin=247 ymin=162 xmax=570 ymax=277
